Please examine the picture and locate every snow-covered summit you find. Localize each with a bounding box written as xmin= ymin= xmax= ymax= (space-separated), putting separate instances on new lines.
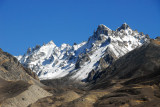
xmin=16 ymin=23 xmax=150 ymax=80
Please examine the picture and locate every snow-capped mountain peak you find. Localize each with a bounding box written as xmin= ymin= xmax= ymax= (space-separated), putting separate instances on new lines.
xmin=16 ymin=23 xmax=150 ymax=81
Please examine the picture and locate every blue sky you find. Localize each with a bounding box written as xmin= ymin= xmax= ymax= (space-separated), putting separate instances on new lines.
xmin=0 ymin=0 xmax=160 ymax=55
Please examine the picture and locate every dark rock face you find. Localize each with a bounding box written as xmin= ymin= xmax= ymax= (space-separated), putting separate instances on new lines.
xmin=103 ymin=47 xmax=118 ymax=63
xmin=85 ymin=69 xmax=96 ymax=82
xmin=116 ymin=23 xmax=130 ymax=31
xmin=85 ymin=47 xmax=118 ymax=82
xmin=0 ymin=49 xmax=39 ymax=82
xmin=93 ymin=24 xmax=112 ymax=40
xmin=27 ymin=48 xmax=31 ymax=54
xmin=97 ymin=24 xmax=112 ymax=36
xmin=75 ymin=53 xmax=91 ymax=69
xmin=99 ymin=58 xmax=108 ymax=70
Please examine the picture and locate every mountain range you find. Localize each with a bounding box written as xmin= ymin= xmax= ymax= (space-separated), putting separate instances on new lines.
xmin=1 ymin=23 xmax=160 ymax=107
xmin=16 ymin=23 xmax=149 ymax=81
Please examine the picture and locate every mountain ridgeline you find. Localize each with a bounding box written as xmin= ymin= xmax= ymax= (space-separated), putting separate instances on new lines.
xmin=16 ymin=23 xmax=149 ymax=81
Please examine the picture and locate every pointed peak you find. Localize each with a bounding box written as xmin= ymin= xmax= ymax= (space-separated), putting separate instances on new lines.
xmin=116 ymin=23 xmax=130 ymax=31
xmin=49 ymin=40 xmax=54 ymax=44
xmin=92 ymin=24 xmax=112 ymax=37
xmin=47 ymin=40 xmax=56 ymax=46
xmin=97 ymin=24 xmax=111 ymax=31
xmin=123 ymin=22 xmax=128 ymax=25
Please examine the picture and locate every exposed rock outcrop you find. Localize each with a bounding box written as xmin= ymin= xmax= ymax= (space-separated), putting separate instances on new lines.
xmin=0 ymin=48 xmax=39 ymax=82
xmin=116 ymin=23 xmax=130 ymax=31
xmin=0 ymin=49 xmax=52 ymax=107
xmin=75 ymin=53 xmax=91 ymax=69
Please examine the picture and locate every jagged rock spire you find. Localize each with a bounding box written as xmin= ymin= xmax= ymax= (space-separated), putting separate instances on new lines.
xmin=97 ymin=24 xmax=111 ymax=31
xmin=93 ymin=24 xmax=112 ymax=39
xmin=27 ymin=48 xmax=31 ymax=54
xmin=116 ymin=23 xmax=130 ymax=31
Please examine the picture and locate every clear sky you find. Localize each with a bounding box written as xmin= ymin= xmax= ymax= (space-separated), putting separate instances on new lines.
xmin=0 ymin=0 xmax=160 ymax=55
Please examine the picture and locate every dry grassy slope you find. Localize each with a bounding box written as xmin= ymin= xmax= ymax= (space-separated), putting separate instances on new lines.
xmin=1 ymin=85 xmax=52 ymax=107
xmin=0 ymin=49 xmax=52 ymax=107
xmin=30 ymin=84 xmax=160 ymax=107
xmin=29 ymin=90 xmax=81 ymax=107
xmin=0 ymin=78 xmax=52 ymax=107
xmin=0 ymin=79 xmax=30 ymax=103
xmin=150 ymin=39 xmax=160 ymax=45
